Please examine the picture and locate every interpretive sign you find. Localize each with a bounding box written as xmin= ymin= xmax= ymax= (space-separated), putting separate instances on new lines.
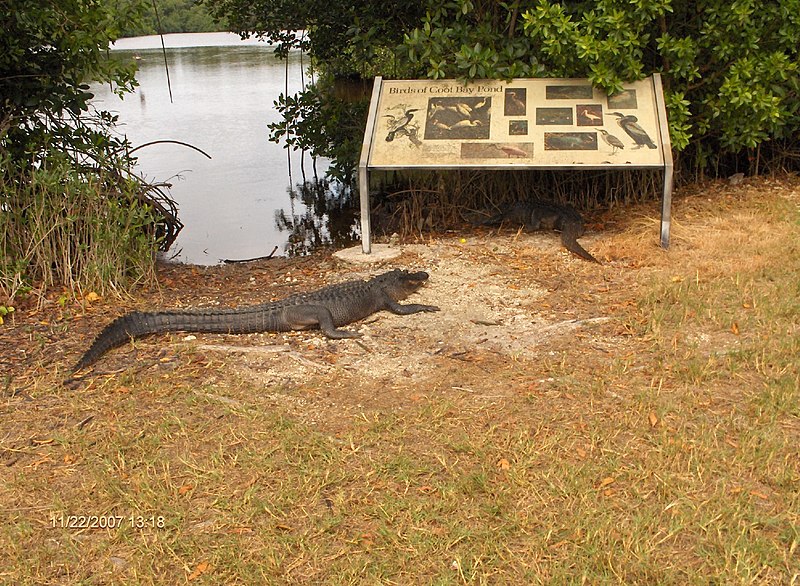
xmin=358 ymin=76 xmax=673 ymax=252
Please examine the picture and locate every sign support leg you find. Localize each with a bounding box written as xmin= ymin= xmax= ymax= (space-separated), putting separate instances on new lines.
xmin=359 ymin=166 xmax=371 ymax=254
xmin=660 ymin=163 xmax=673 ymax=249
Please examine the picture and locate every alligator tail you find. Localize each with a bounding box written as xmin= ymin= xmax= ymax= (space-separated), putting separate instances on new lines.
xmin=72 ymin=307 xmax=285 ymax=372
xmin=72 ymin=312 xmax=167 ymax=372
xmin=481 ymin=211 xmax=506 ymax=226
xmin=560 ymin=225 xmax=600 ymax=263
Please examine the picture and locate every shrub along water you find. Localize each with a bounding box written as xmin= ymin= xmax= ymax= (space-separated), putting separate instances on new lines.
xmin=1 ymin=0 xmax=181 ymax=302
xmin=0 ymin=153 xmax=160 ymax=300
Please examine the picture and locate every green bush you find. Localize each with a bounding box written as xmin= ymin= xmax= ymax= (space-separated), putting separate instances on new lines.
xmin=0 ymin=153 xmax=160 ymax=300
xmin=1 ymin=0 xmax=177 ymax=301
xmin=113 ymin=0 xmax=224 ymax=37
xmin=400 ymin=0 xmax=800 ymax=174
xmin=208 ymin=0 xmax=800 ymax=178
xmin=269 ymin=84 xmax=370 ymax=184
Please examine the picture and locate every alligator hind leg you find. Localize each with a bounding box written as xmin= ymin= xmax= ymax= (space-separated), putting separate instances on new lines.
xmin=283 ymin=305 xmax=361 ymax=339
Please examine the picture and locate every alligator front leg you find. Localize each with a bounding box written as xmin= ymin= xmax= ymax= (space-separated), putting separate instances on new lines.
xmin=388 ymin=302 xmax=440 ymax=314
xmin=282 ymin=305 xmax=362 ymax=339
xmin=383 ymin=296 xmax=440 ymax=315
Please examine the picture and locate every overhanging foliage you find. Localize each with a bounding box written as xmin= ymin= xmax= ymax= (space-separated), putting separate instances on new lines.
xmin=402 ymin=0 xmax=800 ymax=165
xmin=207 ymin=0 xmax=800 ymax=177
xmin=0 ymin=0 xmax=180 ymax=299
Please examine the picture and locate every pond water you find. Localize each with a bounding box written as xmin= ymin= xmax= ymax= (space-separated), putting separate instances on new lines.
xmin=91 ymin=32 xmax=356 ymax=265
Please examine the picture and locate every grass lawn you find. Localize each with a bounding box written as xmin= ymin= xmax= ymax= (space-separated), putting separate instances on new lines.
xmin=2 ymin=176 xmax=798 ymax=584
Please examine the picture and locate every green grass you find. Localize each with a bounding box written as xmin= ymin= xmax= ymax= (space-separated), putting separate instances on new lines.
xmin=5 ymin=375 xmax=796 ymax=583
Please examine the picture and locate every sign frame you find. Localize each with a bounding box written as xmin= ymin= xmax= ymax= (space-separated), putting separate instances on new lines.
xmin=358 ymin=75 xmax=673 ymax=253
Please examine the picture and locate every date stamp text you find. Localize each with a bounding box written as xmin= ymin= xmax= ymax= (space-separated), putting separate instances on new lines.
xmin=51 ymin=514 xmax=166 ymax=530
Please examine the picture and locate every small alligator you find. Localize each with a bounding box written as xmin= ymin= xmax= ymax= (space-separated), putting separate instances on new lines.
xmin=71 ymin=269 xmax=439 ymax=372
xmin=483 ymin=200 xmax=600 ymax=263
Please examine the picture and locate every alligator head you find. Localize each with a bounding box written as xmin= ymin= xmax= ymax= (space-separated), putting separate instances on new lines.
xmin=377 ymin=269 xmax=430 ymax=301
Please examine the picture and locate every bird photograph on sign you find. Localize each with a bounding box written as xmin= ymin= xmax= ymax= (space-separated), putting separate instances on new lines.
xmin=424 ymin=96 xmax=492 ymax=140
xmin=577 ymin=104 xmax=603 ymax=125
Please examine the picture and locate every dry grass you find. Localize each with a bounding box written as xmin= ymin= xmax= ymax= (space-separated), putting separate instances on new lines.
xmin=373 ymin=168 xmax=664 ymax=237
xmin=1 ymin=175 xmax=798 ymax=584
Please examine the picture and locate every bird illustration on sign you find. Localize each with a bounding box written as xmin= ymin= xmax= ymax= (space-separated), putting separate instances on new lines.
xmin=384 ymin=106 xmax=422 ymax=146
xmin=608 ymin=112 xmax=657 ymax=149
xmin=596 ymin=128 xmax=625 ymax=155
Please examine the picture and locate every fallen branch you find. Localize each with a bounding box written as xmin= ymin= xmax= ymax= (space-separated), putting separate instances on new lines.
xmin=221 ymin=246 xmax=280 ymax=264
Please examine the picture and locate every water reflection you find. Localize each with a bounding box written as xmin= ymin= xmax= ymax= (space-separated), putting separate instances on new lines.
xmin=92 ymin=33 xmax=359 ymax=265
xmin=275 ymin=176 xmax=359 ymax=256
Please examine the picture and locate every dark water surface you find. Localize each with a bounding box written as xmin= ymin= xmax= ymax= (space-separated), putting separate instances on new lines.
xmin=92 ymin=33 xmax=354 ymax=265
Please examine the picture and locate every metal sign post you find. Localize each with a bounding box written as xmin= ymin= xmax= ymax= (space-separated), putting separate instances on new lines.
xmin=358 ymin=75 xmax=673 ymax=253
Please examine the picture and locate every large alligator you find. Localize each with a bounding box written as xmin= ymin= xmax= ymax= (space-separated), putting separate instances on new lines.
xmin=483 ymin=200 xmax=600 ymax=263
xmin=71 ymin=269 xmax=439 ymax=372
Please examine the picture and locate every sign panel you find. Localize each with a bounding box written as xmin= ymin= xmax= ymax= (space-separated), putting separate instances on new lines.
xmin=358 ymin=76 xmax=673 ymax=254
xmin=365 ymin=78 xmax=668 ymax=169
